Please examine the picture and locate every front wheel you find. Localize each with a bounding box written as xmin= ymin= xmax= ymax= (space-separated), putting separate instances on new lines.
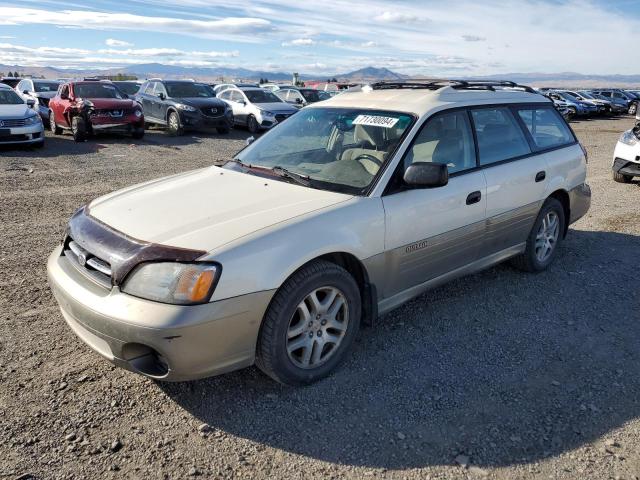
xmin=613 ymin=170 xmax=632 ymax=183
xmin=247 ymin=115 xmax=260 ymax=134
xmin=49 ymin=111 xmax=62 ymax=135
xmin=71 ymin=116 xmax=87 ymax=143
xmin=256 ymin=260 xmax=361 ymax=385
xmin=167 ymin=111 xmax=183 ymax=136
xmin=511 ymin=198 xmax=565 ymax=272
xmin=131 ymin=127 xmax=145 ymax=139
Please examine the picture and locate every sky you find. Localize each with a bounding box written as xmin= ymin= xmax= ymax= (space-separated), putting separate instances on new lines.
xmin=0 ymin=0 xmax=639 ymax=76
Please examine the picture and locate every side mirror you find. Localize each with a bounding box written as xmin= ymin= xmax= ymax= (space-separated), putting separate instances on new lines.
xmin=158 ymin=92 xmax=166 ymax=100
xmin=403 ymin=163 xmax=448 ymax=188
xmin=60 ymin=92 xmax=69 ymax=100
xmin=23 ymin=89 xmax=29 ymax=95
xmin=26 ymin=99 xmax=36 ymax=108
xmin=295 ymin=98 xmax=302 ymax=104
xmin=246 ymin=136 xmax=255 ymax=146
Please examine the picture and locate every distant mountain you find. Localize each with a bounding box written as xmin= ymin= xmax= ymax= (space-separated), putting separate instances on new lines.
xmin=337 ymin=67 xmax=407 ymax=82
xmin=2 ymin=63 xmax=640 ymax=87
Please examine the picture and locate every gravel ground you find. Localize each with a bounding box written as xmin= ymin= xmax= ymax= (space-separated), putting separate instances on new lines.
xmin=1 ymin=118 xmax=639 ymax=480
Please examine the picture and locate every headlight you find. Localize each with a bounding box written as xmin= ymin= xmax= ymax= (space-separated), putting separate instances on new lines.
xmin=134 ymin=109 xmax=142 ymax=117
xmin=176 ymin=104 xmax=196 ymax=112
xmin=262 ymin=110 xmax=275 ymax=117
xmin=24 ymin=114 xmax=41 ymax=125
xmin=619 ymin=129 xmax=639 ymax=146
xmin=122 ymin=262 xmax=221 ymax=305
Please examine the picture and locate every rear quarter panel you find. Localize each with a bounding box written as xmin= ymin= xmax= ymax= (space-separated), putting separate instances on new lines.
xmin=543 ymin=143 xmax=586 ymax=196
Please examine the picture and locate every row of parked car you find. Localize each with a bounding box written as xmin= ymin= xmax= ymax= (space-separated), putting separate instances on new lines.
xmin=540 ymin=87 xmax=640 ymax=119
xmin=2 ymin=75 xmax=640 ymax=148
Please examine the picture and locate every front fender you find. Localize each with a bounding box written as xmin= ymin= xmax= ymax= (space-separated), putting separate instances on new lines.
xmin=203 ymin=197 xmax=385 ymax=301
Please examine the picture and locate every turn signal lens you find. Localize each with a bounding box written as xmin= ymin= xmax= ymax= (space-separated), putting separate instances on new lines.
xmin=122 ymin=262 xmax=220 ymax=305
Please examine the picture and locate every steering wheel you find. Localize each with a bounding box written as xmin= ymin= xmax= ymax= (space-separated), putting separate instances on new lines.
xmin=353 ymin=153 xmax=383 ymax=173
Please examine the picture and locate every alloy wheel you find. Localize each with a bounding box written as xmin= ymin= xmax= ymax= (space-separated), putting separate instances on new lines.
xmin=286 ymin=286 xmax=349 ymax=369
xmin=535 ymin=211 xmax=560 ymax=262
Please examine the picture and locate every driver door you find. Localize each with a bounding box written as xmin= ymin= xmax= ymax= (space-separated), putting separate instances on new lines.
xmin=381 ymin=110 xmax=487 ymax=299
xmin=53 ymin=84 xmax=71 ymax=128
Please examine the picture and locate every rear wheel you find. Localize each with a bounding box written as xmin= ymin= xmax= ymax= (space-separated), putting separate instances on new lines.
xmin=256 ymin=260 xmax=361 ymax=385
xmin=49 ymin=111 xmax=62 ymax=135
xmin=511 ymin=198 xmax=565 ymax=272
xmin=628 ymin=102 xmax=637 ymax=115
xmin=247 ymin=115 xmax=260 ymax=134
xmin=167 ymin=111 xmax=183 ymax=136
xmin=71 ymin=116 xmax=87 ymax=143
xmin=613 ymin=170 xmax=632 ymax=183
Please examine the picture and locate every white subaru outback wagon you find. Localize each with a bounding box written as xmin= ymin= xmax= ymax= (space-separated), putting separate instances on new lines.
xmin=47 ymin=80 xmax=591 ymax=385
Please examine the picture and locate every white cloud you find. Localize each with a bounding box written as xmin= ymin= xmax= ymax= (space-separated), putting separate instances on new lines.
xmin=105 ymin=38 xmax=132 ymax=47
xmin=374 ymin=11 xmax=420 ymax=24
xmin=281 ymin=38 xmax=315 ymax=47
xmin=0 ymin=7 xmax=272 ymax=42
xmin=462 ymin=35 xmax=485 ymax=42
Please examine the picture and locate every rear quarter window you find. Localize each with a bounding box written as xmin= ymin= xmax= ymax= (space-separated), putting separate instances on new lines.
xmin=517 ymin=107 xmax=575 ymax=150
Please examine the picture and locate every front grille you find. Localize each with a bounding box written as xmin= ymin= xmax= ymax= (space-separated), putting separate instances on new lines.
xmin=0 ymin=118 xmax=27 ymax=127
xmin=275 ymin=113 xmax=292 ymax=123
xmin=200 ymin=106 xmax=223 ymax=117
xmin=92 ymin=109 xmax=130 ymax=117
xmin=63 ymin=238 xmax=112 ymax=288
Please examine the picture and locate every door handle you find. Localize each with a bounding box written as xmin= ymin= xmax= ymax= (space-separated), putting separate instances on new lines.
xmin=535 ymin=171 xmax=546 ymax=182
xmin=466 ymin=191 xmax=482 ymax=205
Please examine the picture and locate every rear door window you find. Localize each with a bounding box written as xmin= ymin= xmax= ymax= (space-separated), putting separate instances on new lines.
xmin=471 ymin=107 xmax=531 ymax=165
xmin=517 ymin=107 xmax=575 ymax=150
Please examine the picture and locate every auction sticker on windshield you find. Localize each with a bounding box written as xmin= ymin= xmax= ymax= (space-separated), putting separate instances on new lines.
xmin=353 ymin=115 xmax=399 ymax=128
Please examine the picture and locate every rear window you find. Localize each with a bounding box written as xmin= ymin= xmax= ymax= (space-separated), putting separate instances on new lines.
xmin=517 ymin=107 xmax=575 ymax=150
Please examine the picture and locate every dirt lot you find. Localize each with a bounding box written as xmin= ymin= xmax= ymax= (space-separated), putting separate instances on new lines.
xmin=1 ymin=118 xmax=639 ymax=480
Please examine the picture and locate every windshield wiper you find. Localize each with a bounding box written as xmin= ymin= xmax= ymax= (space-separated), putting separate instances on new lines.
xmin=271 ymin=166 xmax=311 ymax=187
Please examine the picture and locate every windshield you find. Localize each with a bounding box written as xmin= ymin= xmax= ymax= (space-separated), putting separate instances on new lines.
xmin=232 ymin=108 xmax=414 ymax=194
xmin=74 ymin=83 xmax=125 ymax=99
xmin=34 ymin=81 xmax=59 ymax=93
xmin=0 ymin=90 xmax=24 ymax=105
xmin=558 ymin=92 xmax=579 ymax=102
xmin=165 ymin=82 xmax=214 ymax=98
xmin=114 ymin=82 xmax=140 ymax=95
xmin=245 ymin=90 xmax=282 ymax=104
xmin=300 ymin=90 xmax=321 ymax=102
xmin=578 ymin=91 xmax=595 ymax=99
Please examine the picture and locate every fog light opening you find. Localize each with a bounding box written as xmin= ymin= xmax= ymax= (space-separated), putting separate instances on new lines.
xmin=122 ymin=343 xmax=169 ymax=378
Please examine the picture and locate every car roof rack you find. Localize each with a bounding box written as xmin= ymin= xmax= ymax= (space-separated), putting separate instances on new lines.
xmin=370 ymin=79 xmax=538 ymax=94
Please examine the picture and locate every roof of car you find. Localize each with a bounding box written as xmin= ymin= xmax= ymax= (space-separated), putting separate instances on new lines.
xmin=312 ymin=82 xmax=549 ymax=116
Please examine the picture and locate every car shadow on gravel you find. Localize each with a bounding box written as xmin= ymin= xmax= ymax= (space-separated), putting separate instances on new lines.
xmin=160 ymin=229 xmax=640 ymax=470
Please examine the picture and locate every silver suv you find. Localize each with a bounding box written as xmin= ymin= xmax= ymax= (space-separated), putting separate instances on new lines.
xmin=47 ymin=80 xmax=591 ymax=385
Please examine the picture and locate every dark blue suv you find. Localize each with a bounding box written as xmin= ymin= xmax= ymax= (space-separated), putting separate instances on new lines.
xmin=136 ymin=80 xmax=233 ymax=135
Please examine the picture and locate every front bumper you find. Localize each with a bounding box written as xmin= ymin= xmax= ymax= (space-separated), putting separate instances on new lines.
xmin=613 ymin=138 xmax=640 ymax=173
xmin=89 ymin=112 xmax=144 ymax=132
xmin=47 ymin=245 xmax=275 ymax=381
xmin=180 ymin=109 xmax=233 ymax=130
xmin=0 ymin=122 xmax=44 ymax=144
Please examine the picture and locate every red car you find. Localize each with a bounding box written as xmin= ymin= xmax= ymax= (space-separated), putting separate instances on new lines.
xmin=49 ymin=80 xmax=144 ymax=142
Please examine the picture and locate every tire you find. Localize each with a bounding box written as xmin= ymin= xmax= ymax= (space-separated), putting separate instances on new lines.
xmin=132 ymin=127 xmax=145 ymax=139
xmin=216 ymin=126 xmax=230 ymax=134
xmin=628 ymin=103 xmax=637 ymax=115
xmin=49 ymin=111 xmax=62 ymax=135
xmin=167 ymin=111 xmax=183 ymax=136
xmin=511 ymin=198 xmax=565 ymax=273
xmin=71 ymin=116 xmax=87 ymax=143
xmin=247 ymin=115 xmax=260 ymax=134
xmin=613 ymin=170 xmax=632 ymax=183
xmin=256 ymin=260 xmax=361 ymax=386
